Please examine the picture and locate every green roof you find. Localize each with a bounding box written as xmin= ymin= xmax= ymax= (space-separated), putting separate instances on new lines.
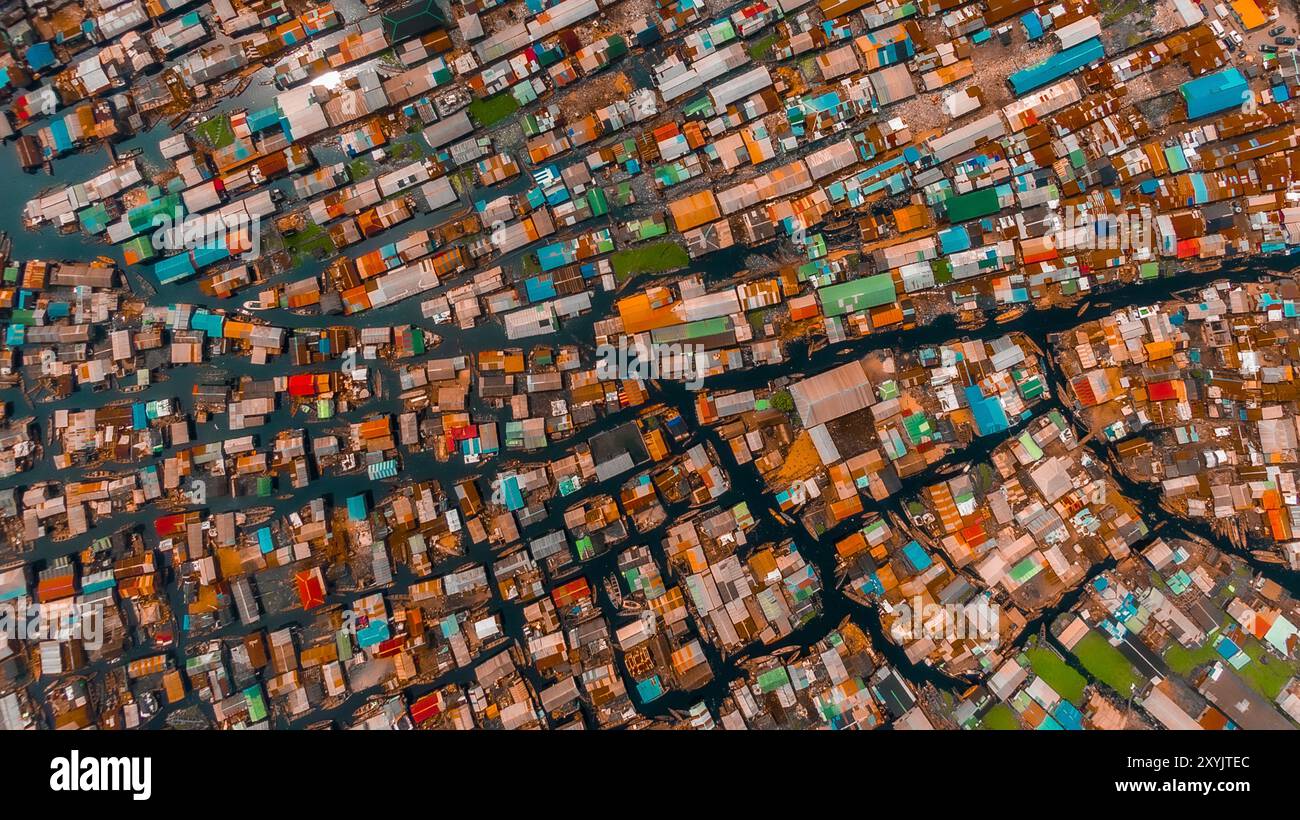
xmin=1019 ymin=376 xmax=1045 ymax=401
xmin=758 ymin=667 xmax=791 ymax=693
xmin=1017 ymin=431 xmax=1043 ymax=461
xmin=902 ymin=412 xmax=933 ymax=444
xmin=587 ymin=188 xmax=609 ymax=217
xmin=381 ymin=0 xmax=446 ymax=42
xmin=121 ymin=235 xmax=157 ymax=264
xmin=244 ymin=686 xmax=267 ymax=723
xmin=818 ymin=273 xmax=897 ymax=316
xmin=127 ymin=193 xmax=183 ymax=235
xmin=1009 ymin=556 xmax=1043 ymax=584
xmin=651 ymin=316 xmax=731 ymax=343
xmin=945 ymin=187 xmax=1001 ymax=223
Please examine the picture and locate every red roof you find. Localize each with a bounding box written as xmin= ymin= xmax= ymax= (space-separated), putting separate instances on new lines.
xmin=1023 ymin=246 xmax=1057 ymax=264
xmin=295 ymin=569 xmax=325 ymax=610
xmin=1147 ymin=380 xmax=1177 ymax=401
xmin=287 ymin=373 xmax=318 ymax=397
xmin=449 ymin=424 xmax=478 ymax=441
xmin=154 ymin=514 xmax=187 ymax=537
xmin=551 ymin=577 xmax=589 ymax=608
xmin=38 ymin=575 xmax=75 ymax=603
xmin=1071 ymin=375 xmax=1098 ymax=407
xmin=410 ymin=693 xmax=442 ymax=724
xmin=960 ymin=523 xmax=988 ymax=548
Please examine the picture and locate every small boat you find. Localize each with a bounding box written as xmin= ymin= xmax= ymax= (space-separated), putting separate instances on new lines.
xmin=243 ymin=299 xmax=273 ymax=311
xmin=994 ymin=305 xmax=1027 ymax=324
xmin=603 ymin=574 xmax=623 ymax=608
xmin=1251 ymin=549 xmax=1285 ymax=565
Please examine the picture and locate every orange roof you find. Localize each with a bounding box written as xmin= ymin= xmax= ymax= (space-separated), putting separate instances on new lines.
xmin=789 ymin=294 xmax=820 ymax=321
xmin=893 ymin=203 xmax=930 ymax=233
xmin=357 ymin=249 xmax=388 ymax=279
xmin=835 ymin=531 xmax=867 ymax=558
xmin=128 ymin=654 xmax=166 ymax=678
xmin=829 ymin=494 xmax=864 ymax=523
xmin=1199 ymin=708 xmax=1230 ymax=730
xmin=877 ymin=563 xmax=898 ymax=591
xmin=163 ymin=670 xmax=186 ymax=703
xmin=644 ymin=428 xmax=669 ymax=460
xmin=870 ymin=303 xmax=904 ymax=327
xmin=224 ymin=321 xmax=254 ymax=340
xmin=1253 ymin=610 xmax=1275 ymax=639
xmin=1232 ymin=0 xmax=1266 ymax=29
xmin=617 ymin=292 xmax=681 ymax=333
xmin=668 ymin=190 xmax=722 ymax=232
xmin=37 ymin=575 xmax=75 ymax=602
xmin=1268 ymin=507 xmax=1291 ymax=541
xmin=651 ymin=122 xmax=680 ymax=142
xmin=341 ymin=284 xmax=372 ymax=313
xmin=1144 ymin=340 xmax=1175 ymax=361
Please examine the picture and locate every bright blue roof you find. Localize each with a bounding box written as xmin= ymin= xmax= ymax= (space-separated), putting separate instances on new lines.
xmin=524 ymin=275 xmax=557 ymax=302
xmin=154 ymin=253 xmax=196 ymax=284
xmin=1180 ymin=67 xmax=1249 ymax=120
xmin=939 ymin=226 xmax=972 ymax=254
xmin=1009 ymin=38 xmax=1105 ymax=95
xmin=191 ymin=310 xmax=225 ymax=337
xmin=1216 ymin=637 xmax=1241 ymax=659
xmin=192 ymin=243 xmax=230 ymax=270
xmin=502 ymin=475 xmax=524 ymax=510
xmin=347 ymin=494 xmax=368 ymax=521
xmin=49 ymin=118 xmax=72 ymax=152
xmin=357 ymin=618 xmax=390 ymax=648
xmin=1053 ymin=700 xmax=1084 ymax=730
xmin=25 ymin=42 xmax=56 ymax=71
xmin=635 ymin=675 xmax=664 ymax=702
xmin=536 ymin=244 xmax=569 ymax=272
xmin=901 ymin=540 xmax=933 ymax=573
xmin=965 ymin=384 xmax=1010 ymax=436
xmin=1021 ymin=13 xmax=1044 ymax=39
xmin=246 ymin=106 xmax=282 ymax=133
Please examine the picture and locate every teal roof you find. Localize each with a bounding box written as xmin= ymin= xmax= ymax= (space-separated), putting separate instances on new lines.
xmin=347 ymin=494 xmax=368 ymax=521
xmin=1180 ymin=67 xmax=1249 ymax=120
xmin=1009 ymin=38 xmax=1105 ymax=95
